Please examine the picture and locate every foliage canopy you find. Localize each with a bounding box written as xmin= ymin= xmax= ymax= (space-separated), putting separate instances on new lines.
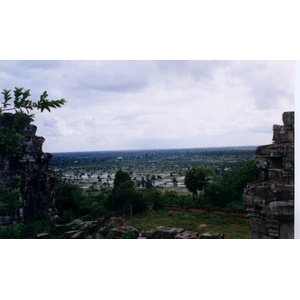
xmin=184 ymin=165 xmax=214 ymax=200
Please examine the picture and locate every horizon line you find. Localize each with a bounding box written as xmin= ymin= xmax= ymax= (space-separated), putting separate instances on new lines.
xmin=49 ymin=145 xmax=259 ymax=154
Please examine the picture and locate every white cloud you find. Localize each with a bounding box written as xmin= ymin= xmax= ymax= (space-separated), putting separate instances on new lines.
xmin=0 ymin=60 xmax=294 ymax=152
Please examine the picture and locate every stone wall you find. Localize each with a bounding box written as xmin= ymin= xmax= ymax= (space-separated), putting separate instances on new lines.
xmin=242 ymin=112 xmax=294 ymax=238
xmin=0 ymin=113 xmax=57 ymax=224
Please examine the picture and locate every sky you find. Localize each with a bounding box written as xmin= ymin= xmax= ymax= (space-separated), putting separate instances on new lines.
xmin=0 ymin=60 xmax=294 ymax=153
xmin=1 ymin=1 xmax=300 ymax=297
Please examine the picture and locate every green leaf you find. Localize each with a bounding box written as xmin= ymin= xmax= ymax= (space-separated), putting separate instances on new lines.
xmin=21 ymin=89 xmax=31 ymax=102
xmin=1 ymin=89 xmax=12 ymax=108
xmin=2 ymin=87 xmax=66 ymax=114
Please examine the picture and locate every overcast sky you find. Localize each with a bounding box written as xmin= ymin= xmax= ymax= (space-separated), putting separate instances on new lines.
xmin=0 ymin=60 xmax=294 ymax=153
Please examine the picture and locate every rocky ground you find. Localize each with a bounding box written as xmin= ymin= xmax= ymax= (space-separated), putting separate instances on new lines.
xmin=36 ymin=216 xmax=225 ymax=239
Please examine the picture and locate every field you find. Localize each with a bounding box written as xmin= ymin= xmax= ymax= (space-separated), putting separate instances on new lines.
xmin=125 ymin=209 xmax=249 ymax=239
xmin=50 ymin=146 xmax=256 ymax=193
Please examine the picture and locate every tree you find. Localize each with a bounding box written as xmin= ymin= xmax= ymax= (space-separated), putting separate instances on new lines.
xmin=54 ymin=181 xmax=84 ymax=216
xmin=137 ymin=188 xmax=163 ymax=212
xmin=203 ymin=160 xmax=260 ymax=209
xmin=203 ymin=181 xmax=228 ymax=208
xmin=184 ymin=165 xmax=214 ymax=200
xmin=228 ymin=160 xmax=260 ymax=203
xmin=0 ymin=87 xmax=66 ymax=156
xmin=107 ymin=170 xmax=137 ymax=216
xmin=151 ymin=175 xmax=156 ymax=181
xmin=0 ymin=176 xmax=22 ymax=216
xmin=113 ymin=169 xmax=131 ymax=189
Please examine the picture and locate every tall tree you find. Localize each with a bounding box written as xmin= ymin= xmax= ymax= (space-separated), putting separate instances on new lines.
xmin=107 ymin=170 xmax=137 ymax=216
xmin=113 ymin=169 xmax=132 ymax=189
xmin=184 ymin=165 xmax=214 ymax=200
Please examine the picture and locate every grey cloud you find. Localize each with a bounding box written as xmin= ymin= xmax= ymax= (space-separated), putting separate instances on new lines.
xmin=69 ymin=60 xmax=151 ymax=93
xmin=18 ymin=60 xmax=62 ymax=70
xmin=229 ymin=61 xmax=294 ymax=110
xmin=154 ymin=60 xmax=232 ymax=80
xmin=0 ymin=61 xmax=67 ymax=101
xmin=0 ymin=60 xmax=61 ymax=79
xmin=43 ymin=119 xmax=57 ymax=128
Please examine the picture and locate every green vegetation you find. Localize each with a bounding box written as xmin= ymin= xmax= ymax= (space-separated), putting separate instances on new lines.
xmin=1 ymin=152 xmax=259 ymax=238
xmin=0 ymin=158 xmax=257 ymax=238
xmin=0 ymin=87 xmax=66 ymax=157
xmin=52 ymin=158 xmax=258 ymax=220
xmin=0 ymin=176 xmax=22 ymax=216
xmin=0 ymin=88 xmax=259 ymax=238
xmin=184 ymin=165 xmax=215 ymax=200
xmin=1 ymin=87 xmax=66 ymax=115
xmin=125 ymin=210 xmax=249 ymax=239
xmin=106 ymin=169 xmax=138 ymax=215
xmin=55 ymin=180 xmax=107 ymax=222
xmin=203 ymin=160 xmax=260 ymax=209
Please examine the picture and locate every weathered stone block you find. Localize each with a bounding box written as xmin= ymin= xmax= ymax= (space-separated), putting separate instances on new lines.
xmin=268 ymin=230 xmax=279 ymax=237
xmin=266 ymin=201 xmax=294 ymax=220
xmin=256 ymin=144 xmax=288 ymax=157
xmin=140 ymin=229 xmax=156 ymax=238
xmin=36 ymin=232 xmax=49 ymax=238
xmin=199 ymin=232 xmax=224 ymax=239
xmin=153 ymin=226 xmax=185 ymax=239
xmin=283 ymin=174 xmax=294 ymax=185
xmin=274 ymin=188 xmax=294 ymax=202
xmin=266 ymin=219 xmax=279 ymax=231
xmin=268 ymin=169 xmax=283 ymax=182
xmin=174 ymin=231 xmax=199 ymax=239
xmin=262 ymin=234 xmax=274 ymax=239
xmin=256 ymin=156 xmax=270 ymax=170
xmin=109 ymin=226 xmax=139 ymax=238
xmin=249 ymin=231 xmax=262 ymax=239
xmin=244 ymin=182 xmax=274 ymax=200
xmin=243 ymin=193 xmax=254 ymax=207
xmin=286 ymin=144 xmax=294 ymax=159
xmin=282 ymin=111 xmax=294 ymax=126
xmin=71 ymin=231 xmax=82 ymax=239
xmin=248 ymin=218 xmax=268 ymax=234
xmin=272 ymin=125 xmax=293 ymax=143
xmin=283 ymin=157 xmax=294 ymax=171
xmin=279 ymin=222 xmax=294 ymax=239
xmin=65 ymin=230 xmax=79 ymax=237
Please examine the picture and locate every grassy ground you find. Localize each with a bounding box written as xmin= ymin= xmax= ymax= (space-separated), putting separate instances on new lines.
xmin=125 ymin=209 xmax=249 ymax=239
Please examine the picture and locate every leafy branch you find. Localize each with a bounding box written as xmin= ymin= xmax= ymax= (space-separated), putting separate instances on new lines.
xmin=1 ymin=87 xmax=67 ymax=114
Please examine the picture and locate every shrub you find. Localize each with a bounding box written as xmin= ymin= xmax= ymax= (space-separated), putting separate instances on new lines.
xmin=0 ymin=222 xmax=22 ymax=239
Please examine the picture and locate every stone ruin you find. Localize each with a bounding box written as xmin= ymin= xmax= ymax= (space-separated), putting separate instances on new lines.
xmin=242 ymin=111 xmax=294 ymax=238
xmin=46 ymin=217 xmax=225 ymax=239
xmin=0 ymin=113 xmax=57 ymax=224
